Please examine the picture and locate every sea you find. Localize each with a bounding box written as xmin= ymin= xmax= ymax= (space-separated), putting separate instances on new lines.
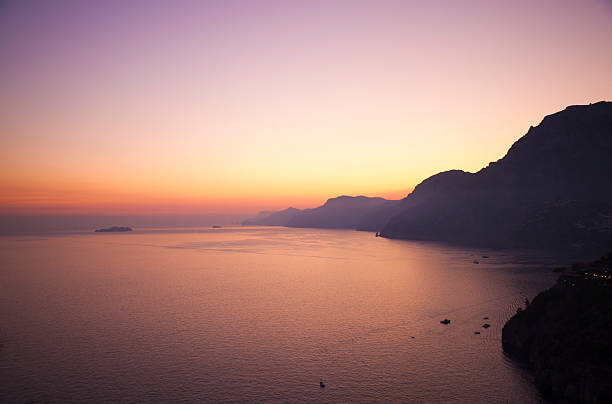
xmin=0 ymin=226 xmax=560 ymax=403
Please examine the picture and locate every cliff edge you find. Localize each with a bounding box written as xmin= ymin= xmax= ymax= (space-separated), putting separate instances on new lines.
xmin=502 ymin=253 xmax=612 ymax=403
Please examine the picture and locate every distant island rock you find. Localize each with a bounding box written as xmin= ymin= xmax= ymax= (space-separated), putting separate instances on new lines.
xmin=502 ymin=252 xmax=612 ymax=403
xmin=94 ymin=226 xmax=133 ymax=233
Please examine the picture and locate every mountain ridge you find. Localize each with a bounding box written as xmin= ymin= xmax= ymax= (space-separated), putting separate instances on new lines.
xmin=243 ymin=101 xmax=612 ymax=254
xmin=380 ymin=101 xmax=612 ymax=253
xmin=242 ymin=196 xmax=399 ymax=229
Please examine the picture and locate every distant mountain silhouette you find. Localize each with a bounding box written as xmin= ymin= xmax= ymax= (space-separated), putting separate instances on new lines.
xmin=243 ymin=196 xmax=398 ymax=229
xmin=243 ymin=102 xmax=612 ymax=253
xmin=243 ymin=207 xmax=301 ymax=226
xmin=287 ymin=196 xmax=397 ymax=229
xmin=381 ymin=101 xmax=612 ymax=252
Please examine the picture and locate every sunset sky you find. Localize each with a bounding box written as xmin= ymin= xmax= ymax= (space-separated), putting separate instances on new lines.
xmin=1 ymin=0 xmax=611 ymax=214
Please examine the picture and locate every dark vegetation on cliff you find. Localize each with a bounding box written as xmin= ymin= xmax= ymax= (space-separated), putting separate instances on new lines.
xmin=502 ymin=252 xmax=612 ymax=403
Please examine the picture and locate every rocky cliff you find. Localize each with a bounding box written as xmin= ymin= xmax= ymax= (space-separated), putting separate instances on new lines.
xmin=381 ymin=101 xmax=612 ymax=253
xmin=502 ymin=253 xmax=612 ymax=403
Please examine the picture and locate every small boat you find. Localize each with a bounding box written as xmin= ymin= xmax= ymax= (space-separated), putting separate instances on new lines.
xmin=473 ymin=260 xmax=480 ymax=264
xmin=474 ymin=331 xmax=481 ymax=334
xmin=440 ymin=319 xmax=451 ymax=325
xmin=320 ymin=379 xmax=325 ymax=388
xmin=482 ymin=323 xmax=491 ymax=328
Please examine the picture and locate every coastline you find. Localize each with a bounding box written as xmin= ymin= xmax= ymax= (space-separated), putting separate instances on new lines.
xmin=502 ymin=253 xmax=612 ymax=403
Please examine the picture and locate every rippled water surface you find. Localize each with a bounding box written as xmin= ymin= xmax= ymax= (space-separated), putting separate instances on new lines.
xmin=0 ymin=227 xmax=558 ymax=403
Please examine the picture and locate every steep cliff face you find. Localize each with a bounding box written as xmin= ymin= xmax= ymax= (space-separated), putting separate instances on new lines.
xmin=502 ymin=253 xmax=612 ymax=403
xmin=381 ymin=101 xmax=612 ymax=252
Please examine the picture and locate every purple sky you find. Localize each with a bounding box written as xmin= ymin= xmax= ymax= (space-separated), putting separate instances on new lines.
xmin=1 ymin=0 xmax=611 ymax=213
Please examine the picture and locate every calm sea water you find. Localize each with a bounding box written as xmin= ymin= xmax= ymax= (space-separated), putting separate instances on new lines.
xmin=0 ymin=226 xmax=558 ymax=403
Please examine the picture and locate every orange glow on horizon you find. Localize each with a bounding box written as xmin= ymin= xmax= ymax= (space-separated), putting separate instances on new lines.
xmin=0 ymin=176 xmax=413 ymax=215
xmin=1 ymin=1 xmax=611 ymax=215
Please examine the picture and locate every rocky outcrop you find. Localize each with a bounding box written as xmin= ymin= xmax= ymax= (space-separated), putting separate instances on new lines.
xmin=502 ymin=253 xmax=612 ymax=403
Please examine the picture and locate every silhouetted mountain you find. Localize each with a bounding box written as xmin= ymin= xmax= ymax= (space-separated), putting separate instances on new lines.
xmin=242 ymin=196 xmax=398 ymax=229
xmin=245 ymin=210 xmax=273 ymax=223
xmin=355 ymin=199 xmax=405 ymax=231
xmin=287 ymin=196 xmax=397 ymax=229
xmin=242 ymin=207 xmax=301 ymax=226
xmin=381 ymin=101 xmax=612 ymax=253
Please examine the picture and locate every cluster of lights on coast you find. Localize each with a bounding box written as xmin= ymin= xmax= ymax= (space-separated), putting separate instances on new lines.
xmin=560 ymin=268 xmax=611 ymax=287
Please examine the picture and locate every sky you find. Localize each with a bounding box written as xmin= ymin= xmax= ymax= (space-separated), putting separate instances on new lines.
xmin=1 ymin=0 xmax=611 ymax=214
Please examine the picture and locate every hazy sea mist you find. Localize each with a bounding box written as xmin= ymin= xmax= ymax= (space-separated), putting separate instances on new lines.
xmin=0 ymin=214 xmax=250 ymax=235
